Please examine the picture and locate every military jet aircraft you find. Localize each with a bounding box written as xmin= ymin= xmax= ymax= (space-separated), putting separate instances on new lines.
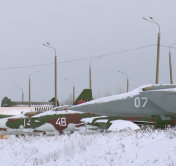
xmin=29 ymin=84 xmax=176 ymax=135
xmin=30 ymin=110 xmax=146 ymax=135
xmin=2 ymin=85 xmax=176 ymax=136
xmin=70 ymin=84 xmax=176 ymax=120
xmin=0 ymin=89 xmax=94 ymax=135
xmin=29 ymin=109 xmax=176 ymax=135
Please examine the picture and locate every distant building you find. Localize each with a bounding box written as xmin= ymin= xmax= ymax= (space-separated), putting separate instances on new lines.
xmin=1 ymin=96 xmax=58 ymax=111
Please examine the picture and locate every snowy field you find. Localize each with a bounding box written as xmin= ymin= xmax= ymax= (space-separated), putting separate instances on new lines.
xmin=0 ymin=128 xmax=176 ymax=166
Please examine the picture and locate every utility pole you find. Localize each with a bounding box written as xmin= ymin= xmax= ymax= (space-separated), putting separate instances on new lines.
xmin=143 ymin=16 xmax=160 ymax=84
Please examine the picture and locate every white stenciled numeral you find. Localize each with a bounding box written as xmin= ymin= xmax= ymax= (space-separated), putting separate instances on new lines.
xmin=24 ymin=119 xmax=30 ymax=127
xmin=134 ymin=97 xmax=148 ymax=108
xmin=56 ymin=118 xmax=61 ymax=125
xmin=61 ymin=117 xmax=66 ymax=126
xmin=27 ymin=120 xmax=30 ymax=126
xmin=56 ymin=117 xmax=67 ymax=126
xmin=134 ymin=97 xmax=140 ymax=108
xmin=142 ymin=97 xmax=148 ymax=107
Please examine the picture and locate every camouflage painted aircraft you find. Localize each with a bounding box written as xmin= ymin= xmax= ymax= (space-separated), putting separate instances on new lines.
xmin=0 ymin=89 xmax=136 ymax=135
xmin=2 ymin=85 xmax=176 ymax=136
xmin=29 ymin=109 xmax=176 ymax=135
xmin=0 ymin=89 xmax=94 ymax=135
xmin=0 ymin=111 xmax=44 ymax=135
xmin=29 ymin=84 xmax=176 ymax=135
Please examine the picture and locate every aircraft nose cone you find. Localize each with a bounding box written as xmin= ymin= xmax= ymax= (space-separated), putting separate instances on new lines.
xmin=0 ymin=118 xmax=8 ymax=129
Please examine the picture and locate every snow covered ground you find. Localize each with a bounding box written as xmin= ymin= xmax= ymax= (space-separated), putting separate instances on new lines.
xmin=0 ymin=128 xmax=176 ymax=166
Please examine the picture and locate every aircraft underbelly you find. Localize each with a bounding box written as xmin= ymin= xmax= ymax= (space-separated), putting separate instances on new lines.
xmin=63 ymin=123 xmax=75 ymax=132
xmin=36 ymin=123 xmax=57 ymax=132
xmin=0 ymin=128 xmax=32 ymax=135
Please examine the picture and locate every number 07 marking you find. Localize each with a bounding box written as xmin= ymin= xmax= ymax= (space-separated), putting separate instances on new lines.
xmin=142 ymin=97 xmax=148 ymax=107
xmin=134 ymin=97 xmax=148 ymax=108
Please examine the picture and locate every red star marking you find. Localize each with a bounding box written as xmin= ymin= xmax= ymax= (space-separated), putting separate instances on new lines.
xmin=78 ymin=99 xmax=85 ymax=104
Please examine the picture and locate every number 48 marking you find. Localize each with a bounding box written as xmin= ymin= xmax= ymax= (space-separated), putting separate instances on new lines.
xmin=134 ymin=97 xmax=148 ymax=108
xmin=56 ymin=117 xmax=67 ymax=126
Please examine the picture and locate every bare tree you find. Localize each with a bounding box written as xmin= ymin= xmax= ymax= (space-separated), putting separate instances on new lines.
xmin=93 ymin=90 xmax=102 ymax=99
xmin=93 ymin=85 xmax=125 ymax=99
xmin=60 ymin=93 xmax=73 ymax=105
xmin=114 ymin=85 xmax=125 ymax=95
xmin=104 ymin=89 xmax=112 ymax=97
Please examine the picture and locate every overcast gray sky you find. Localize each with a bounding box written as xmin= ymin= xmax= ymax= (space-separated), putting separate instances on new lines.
xmin=1 ymin=1 xmax=176 ymax=104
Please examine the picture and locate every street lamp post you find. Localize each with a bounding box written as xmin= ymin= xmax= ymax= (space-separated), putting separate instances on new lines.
xmin=89 ymin=57 xmax=102 ymax=90
xmin=169 ymin=43 xmax=176 ymax=84
xmin=64 ymin=78 xmax=75 ymax=103
xmin=43 ymin=42 xmax=57 ymax=107
xmin=14 ymin=85 xmax=24 ymax=102
xmin=29 ymin=71 xmax=39 ymax=107
xmin=143 ymin=16 xmax=160 ymax=84
xmin=118 ymin=70 xmax=129 ymax=92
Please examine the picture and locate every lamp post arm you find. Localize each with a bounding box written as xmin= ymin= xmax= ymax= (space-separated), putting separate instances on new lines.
xmin=29 ymin=71 xmax=39 ymax=79
xmin=117 ymin=70 xmax=128 ymax=79
xmin=14 ymin=85 xmax=24 ymax=102
xmin=64 ymin=78 xmax=74 ymax=86
xmin=14 ymin=85 xmax=23 ymax=92
xmin=169 ymin=43 xmax=176 ymax=52
xmin=43 ymin=43 xmax=56 ymax=53
xmin=90 ymin=57 xmax=102 ymax=67
xmin=143 ymin=17 xmax=160 ymax=33
xmin=150 ymin=17 xmax=160 ymax=33
xmin=43 ymin=44 xmax=53 ymax=49
xmin=43 ymin=44 xmax=56 ymax=55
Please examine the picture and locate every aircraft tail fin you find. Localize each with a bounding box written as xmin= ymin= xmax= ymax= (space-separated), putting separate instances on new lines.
xmin=73 ymin=89 xmax=93 ymax=105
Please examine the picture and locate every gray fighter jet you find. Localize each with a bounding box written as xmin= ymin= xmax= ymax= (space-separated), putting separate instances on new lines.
xmin=70 ymin=84 xmax=176 ymax=120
